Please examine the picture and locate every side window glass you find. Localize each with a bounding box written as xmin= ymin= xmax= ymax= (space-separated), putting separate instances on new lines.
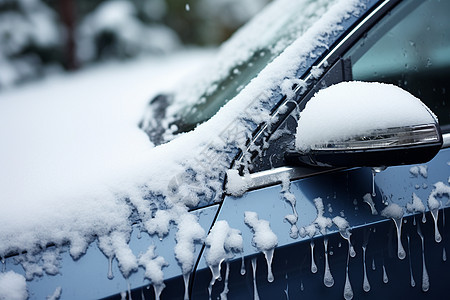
xmin=344 ymin=0 xmax=450 ymax=129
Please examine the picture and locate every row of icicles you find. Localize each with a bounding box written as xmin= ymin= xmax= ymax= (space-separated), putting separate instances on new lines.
xmin=206 ymin=209 xmax=445 ymax=300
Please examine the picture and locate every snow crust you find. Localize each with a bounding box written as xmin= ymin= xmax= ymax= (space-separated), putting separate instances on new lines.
xmin=296 ymin=81 xmax=437 ymax=151
xmin=0 ymin=271 xmax=27 ymax=300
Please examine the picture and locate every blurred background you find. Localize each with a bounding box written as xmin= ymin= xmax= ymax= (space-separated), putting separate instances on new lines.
xmin=0 ymin=0 xmax=271 ymax=90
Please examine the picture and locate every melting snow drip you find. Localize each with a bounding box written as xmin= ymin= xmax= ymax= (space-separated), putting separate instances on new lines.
xmin=370 ymin=167 xmax=385 ymax=197
xmin=381 ymin=204 xmax=406 ymax=260
xmin=205 ymin=220 xmax=243 ymax=292
xmin=371 ymin=258 xmax=376 ymax=271
xmin=284 ymin=273 xmax=289 ymax=300
xmin=343 ymin=253 xmax=353 ymax=300
xmin=241 ymin=256 xmax=246 ymax=275
xmin=333 ymin=216 xmax=356 ymax=258
xmin=300 ymin=280 xmax=304 ymax=291
xmin=443 ymin=209 xmax=447 ymax=262
xmin=310 ymin=240 xmax=317 ymax=273
xmin=382 ymin=264 xmax=389 ymax=284
xmin=407 ymin=234 xmax=416 ymax=287
xmin=363 ymin=194 xmax=378 ymax=215
xmin=219 ymin=262 xmax=230 ymax=300
xmin=107 ymin=256 xmax=114 ymax=279
xmin=264 ymin=249 xmax=275 ymax=283
xmin=251 ymin=258 xmax=260 ymax=300
xmin=417 ymin=223 xmax=429 ymax=292
xmin=244 ymin=211 xmax=277 ymax=282
xmin=323 ymin=238 xmax=334 ymax=288
xmin=280 ymin=174 xmax=299 ymax=239
xmin=183 ymin=273 xmax=190 ymax=300
xmin=362 ymin=242 xmax=370 ymax=292
xmin=428 ymin=188 xmax=442 ymax=243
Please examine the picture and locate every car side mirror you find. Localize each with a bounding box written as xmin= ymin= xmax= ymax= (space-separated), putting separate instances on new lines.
xmin=286 ymin=81 xmax=443 ymax=168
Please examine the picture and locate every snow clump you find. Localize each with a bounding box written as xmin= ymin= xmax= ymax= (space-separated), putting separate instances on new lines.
xmin=296 ymin=81 xmax=437 ymax=152
xmin=244 ymin=212 xmax=278 ymax=251
xmin=0 ymin=271 xmax=28 ymax=300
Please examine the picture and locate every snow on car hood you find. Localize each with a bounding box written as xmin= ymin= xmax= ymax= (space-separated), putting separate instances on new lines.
xmin=0 ymin=0 xmax=369 ymax=286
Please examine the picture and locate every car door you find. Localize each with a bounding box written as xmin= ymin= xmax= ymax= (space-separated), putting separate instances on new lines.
xmin=192 ymin=0 xmax=450 ymax=299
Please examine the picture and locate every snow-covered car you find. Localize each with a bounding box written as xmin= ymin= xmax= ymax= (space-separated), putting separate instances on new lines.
xmin=2 ymin=0 xmax=449 ymax=299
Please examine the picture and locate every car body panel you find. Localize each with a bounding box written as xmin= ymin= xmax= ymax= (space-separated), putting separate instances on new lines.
xmin=192 ymin=147 xmax=450 ymax=298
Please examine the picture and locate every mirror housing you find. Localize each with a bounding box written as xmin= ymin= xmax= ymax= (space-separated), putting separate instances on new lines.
xmin=288 ymin=82 xmax=443 ymax=168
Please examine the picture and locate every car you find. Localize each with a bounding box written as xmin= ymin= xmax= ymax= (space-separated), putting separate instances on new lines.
xmin=2 ymin=0 xmax=449 ymax=299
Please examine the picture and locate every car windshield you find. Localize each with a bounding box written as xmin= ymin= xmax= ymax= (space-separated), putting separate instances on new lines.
xmin=162 ymin=0 xmax=339 ymax=134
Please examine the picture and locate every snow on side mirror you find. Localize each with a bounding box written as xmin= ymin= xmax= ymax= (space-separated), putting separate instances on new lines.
xmin=286 ymin=81 xmax=443 ymax=168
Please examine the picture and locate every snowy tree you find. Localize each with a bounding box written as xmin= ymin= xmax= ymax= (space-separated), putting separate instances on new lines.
xmin=0 ymin=0 xmax=61 ymax=88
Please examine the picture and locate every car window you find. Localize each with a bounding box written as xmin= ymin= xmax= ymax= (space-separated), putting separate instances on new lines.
xmin=344 ymin=0 xmax=450 ymax=130
xmin=164 ymin=0 xmax=340 ymax=134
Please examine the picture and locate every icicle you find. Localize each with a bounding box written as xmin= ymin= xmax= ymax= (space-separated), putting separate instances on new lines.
xmin=107 ymin=256 xmax=114 ymax=279
xmin=338 ymin=229 xmax=356 ymax=258
xmin=430 ymin=209 xmax=442 ymax=243
xmin=370 ymin=167 xmax=385 ymax=197
xmin=443 ymin=247 xmax=447 ymax=261
xmin=153 ymin=284 xmax=164 ymax=300
xmin=422 ymin=212 xmax=426 ymax=223
xmin=417 ymin=223 xmax=429 ymax=292
xmin=220 ymin=262 xmax=230 ymax=300
xmin=343 ymin=253 xmax=353 ymax=300
xmin=413 ymin=216 xmax=416 ymax=226
xmin=263 ymin=249 xmax=275 ymax=282
xmin=371 ymin=169 xmax=376 ymax=197
xmin=208 ymin=259 xmax=224 ymax=297
xmin=362 ymin=245 xmax=370 ymax=292
xmin=284 ymin=273 xmax=289 ymax=300
xmin=252 ymin=258 xmax=260 ymax=300
xmin=310 ymin=240 xmax=317 ymax=273
xmin=240 ymin=256 xmax=246 ymax=275
xmin=407 ymin=235 xmax=416 ymax=287
xmin=393 ymin=217 xmax=406 ymax=260
xmin=127 ymin=281 xmax=132 ymax=300
xmin=371 ymin=258 xmax=376 ymax=271
xmin=382 ymin=264 xmax=388 ymax=284
xmin=183 ymin=273 xmax=190 ymax=300
xmin=323 ymin=238 xmax=334 ymax=288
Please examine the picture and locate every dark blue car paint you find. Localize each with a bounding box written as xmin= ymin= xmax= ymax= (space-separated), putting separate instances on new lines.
xmin=192 ymin=148 xmax=450 ymax=299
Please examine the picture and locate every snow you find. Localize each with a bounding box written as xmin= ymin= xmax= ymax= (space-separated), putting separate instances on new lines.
xmin=244 ymin=212 xmax=278 ymax=251
xmin=381 ymin=203 xmax=404 ymax=220
xmin=428 ymin=182 xmax=450 ymax=209
xmin=0 ymin=271 xmax=27 ymax=300
xmin=0 ymin=0 xmax=385 ymax=294
xmin=47 ymin=287 xmax=62 ymax=300
xmin=225 ymin=169 xmax=249 ymax=196
xmin=410 ymin=165 xmax=428 ymax=178
xmin=138 ymin=246 xmax=168 ymax=287
xmin=77 ymin=0 xmax=179 ymax=62
xmin=406 ymin=193 xmax=426 ymax=213
xmin=205 ymin=220 xmax=243 ymax=285
xmin=295 ymin=81 xmax=438 ymax=151
xmin=0 ymin=50 xmax=212 ymax=266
